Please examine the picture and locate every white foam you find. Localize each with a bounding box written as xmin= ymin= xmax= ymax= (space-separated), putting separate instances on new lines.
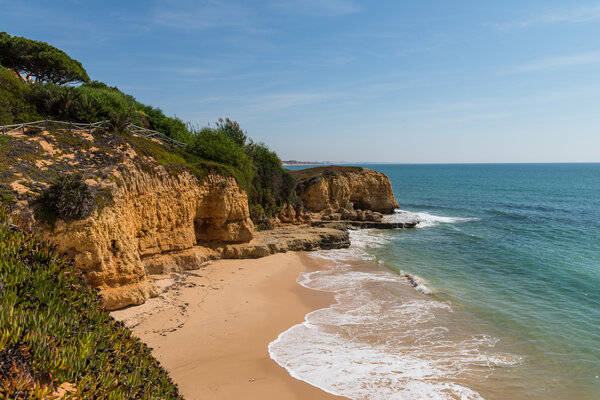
xmin=310 ymin=229 xmax=393 ymax=264
xmin=272 ymin=211 xmax=521 ymax=399
xmin=385 ymin=209 xmax=480 ymax=228
xmin=270 ymin=254 xmax=521 ymax=399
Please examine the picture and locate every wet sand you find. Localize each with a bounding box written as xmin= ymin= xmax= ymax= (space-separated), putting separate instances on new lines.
xmin=111 ymin=252 xmax=345 ymax=400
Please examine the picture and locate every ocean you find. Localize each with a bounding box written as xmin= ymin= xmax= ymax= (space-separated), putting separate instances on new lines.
xmin=271 ymin=163 xmax=600 ymax=399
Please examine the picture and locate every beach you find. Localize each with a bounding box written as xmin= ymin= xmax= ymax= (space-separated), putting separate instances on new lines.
xmin=111 ymin=252 xmax=345 ymax=400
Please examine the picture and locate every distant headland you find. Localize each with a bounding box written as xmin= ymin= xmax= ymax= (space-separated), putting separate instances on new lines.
xmin=281 ymin=160 xmax=326 ymax=166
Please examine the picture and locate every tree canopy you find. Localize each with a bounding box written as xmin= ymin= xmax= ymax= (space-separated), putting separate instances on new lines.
xmin=0 ymin=32 xmax=90 ymax=84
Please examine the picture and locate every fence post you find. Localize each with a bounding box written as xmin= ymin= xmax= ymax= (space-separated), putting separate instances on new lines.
xmin=45 ymin=119 xmax=48 ymax=131
xmin=22 ymin=124 xmax=25 ymax=135
xmin=89 ymin=123 xmax=92 ymax=135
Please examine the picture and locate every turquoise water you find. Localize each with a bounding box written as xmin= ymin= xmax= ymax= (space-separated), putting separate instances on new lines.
xmin=370 ymin=163 xmax=599 ymax=398
xmin=372 ymin=163 xmax=600 ymax=398
xmin=280 ymin=163 xmax=600 ymax=399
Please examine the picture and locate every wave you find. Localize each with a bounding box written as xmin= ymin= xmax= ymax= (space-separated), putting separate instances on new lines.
xmin=268 ymin=211 xmax=522 ymax=399
xmin=269 ymin=260 xmax=521 ymax=399
xmin=404 ymin=273 xmax=434 ymax=295
xmin=385 ymin=209 xmax=480 ymax=228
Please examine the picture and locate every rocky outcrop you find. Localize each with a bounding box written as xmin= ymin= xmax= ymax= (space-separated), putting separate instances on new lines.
xmin=222 ymin=226 xmax=350 ymax=259
xmin=37 ymin=165 xmax=254 ymax=309
xmin=1 ymin=127 xmax=261 ymax=309
xmin=312 ymin=220 xmax=418 ymax=230
xmin=290 ymin=166 xmax=399 ymax=214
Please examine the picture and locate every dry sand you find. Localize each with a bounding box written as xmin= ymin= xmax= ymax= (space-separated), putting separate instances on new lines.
xmin=112 ymin=252 xmax=346 ymax=400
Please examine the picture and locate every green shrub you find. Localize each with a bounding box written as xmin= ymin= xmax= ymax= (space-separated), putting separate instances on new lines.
xmin=138 ymin=104 xmax=192 ymax=143
xmin=27 ymin=82 xmax=78 ymax=120
xmin=108 ymin=108 xmax=135 ymax=133
xmin=74 ymin=84 xmax=138 ymax=122
xmin=244 ymin=141 xmax=298 ymax=220
xmin=38 ymin=174 xmax=96 ymax=222
xmin=188 ymin=128 xmax=255 ymax=174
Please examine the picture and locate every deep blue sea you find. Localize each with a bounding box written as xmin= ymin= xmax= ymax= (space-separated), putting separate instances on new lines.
xmin=273 ymin=163 xmax=600 ymax=399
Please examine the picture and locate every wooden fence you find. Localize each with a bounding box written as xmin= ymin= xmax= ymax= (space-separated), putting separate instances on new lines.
xmin=126 ymin=124 xmax=186 ymax=148
xmin=0 ymin=119 xmax=186 ymax=148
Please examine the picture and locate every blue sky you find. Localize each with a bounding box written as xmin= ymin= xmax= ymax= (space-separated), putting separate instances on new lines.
xmin=2 ymin=0 xmax=600 ymax=163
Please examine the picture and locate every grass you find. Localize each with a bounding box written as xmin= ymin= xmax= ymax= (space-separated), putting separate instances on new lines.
xmin=0 ymin=207 xmax=182 ymax=399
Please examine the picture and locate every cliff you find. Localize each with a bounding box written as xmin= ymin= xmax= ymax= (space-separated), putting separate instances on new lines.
xmin=0 ymin=128 xmax=351 ymax=310
xmin=290 ymin=166 xmax=399 ymax=214
xmin=1 ymin=128 xmax=258 ymax=309
xmin=43 ymin=167 xmax=255 ymax=310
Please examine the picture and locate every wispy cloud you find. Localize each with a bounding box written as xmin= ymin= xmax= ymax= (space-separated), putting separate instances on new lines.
xmin=271 ymin=0 xmax=361 ymax=17
xmin=150 ymin=0 xmax=258 ymax=31
xmin=154 ymin=66 xmax=216 ymax=76
xmin=512 ymin=51 xmax=600 ymax=72
xmin=240 ymin=92 xmax=338 ymax=113
xmin=491 ymin=5 xmax=600 ymax=29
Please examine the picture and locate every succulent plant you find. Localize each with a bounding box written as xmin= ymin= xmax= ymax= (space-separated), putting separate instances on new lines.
xmin=0 ymin=207 xmax=182 ymax=399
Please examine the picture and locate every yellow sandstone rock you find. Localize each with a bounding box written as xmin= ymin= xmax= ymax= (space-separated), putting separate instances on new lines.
xmin=37 ymin=164 xmax=254 ymax=310
xmin=290 ymin=166 xmax=399 ymax=214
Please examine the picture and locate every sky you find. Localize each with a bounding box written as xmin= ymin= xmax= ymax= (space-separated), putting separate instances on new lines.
xmin=2 ymin=0 xmax=600 ymax=163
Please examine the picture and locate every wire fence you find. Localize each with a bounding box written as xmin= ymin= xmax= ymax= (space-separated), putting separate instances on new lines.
xmin=0 ymin=119 xmax=187 ymax=148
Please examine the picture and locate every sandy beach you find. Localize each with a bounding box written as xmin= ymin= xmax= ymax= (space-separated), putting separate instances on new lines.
xmin=112 ymin=252 xmax=345 ymax=400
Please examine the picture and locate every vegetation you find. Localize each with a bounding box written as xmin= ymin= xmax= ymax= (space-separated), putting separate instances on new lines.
xmin=186 ymin=118 xmax=298 ymax=223
xmin=0 ymin=33 xmax=298 ymax=223
xmin=0 ymin=32 xmax=89 ymax=84
xmin=188 ymin=128 xmax=253 ymax=172
xmin=37 ymin=174 xmax=96 ymax=222
xmin=0 ymin=208 xmax=182 ymax=399
xmin=0 ymin=67 xmax=41 ymax=125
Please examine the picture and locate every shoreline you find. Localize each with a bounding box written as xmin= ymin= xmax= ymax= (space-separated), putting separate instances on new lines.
xmin=111 ymin=252 xmax=346 ymax=400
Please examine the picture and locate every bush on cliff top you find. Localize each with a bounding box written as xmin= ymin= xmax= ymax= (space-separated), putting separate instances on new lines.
xmin=186 ymin=120 xmax=298 ymax=223
xmin=0 ymin=207 xmax=182 ymax=399
xmin=0 ymin=67 xmax=41 ymax=125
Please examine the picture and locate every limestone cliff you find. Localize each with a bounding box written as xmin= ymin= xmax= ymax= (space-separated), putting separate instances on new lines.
xmin=290 ymin=166 xmax=399 ymax=214
xmin=42 ymin=166 xmax=254 ymax=310
xmin=1 ymin=128 xmax=255 ymax=309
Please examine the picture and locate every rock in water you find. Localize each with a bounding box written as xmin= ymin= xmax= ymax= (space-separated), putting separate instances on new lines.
xmin=290 ymin=166 xmax=399 ymax=214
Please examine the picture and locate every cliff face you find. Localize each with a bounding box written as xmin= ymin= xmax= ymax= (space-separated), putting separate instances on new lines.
xmin=1 ymin=128 xmax=256 ymax=309
xmin=40 ymin=164 xmax=254 ymax=309
xmin=290 ymin=166 xmax=399 ymax=214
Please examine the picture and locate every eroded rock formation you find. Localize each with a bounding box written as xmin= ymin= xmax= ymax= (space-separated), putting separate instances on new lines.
xmin=290 ymin=166 xmax=400 ymax=214
xmin=41 ymin=165 xmax=255 ymax=309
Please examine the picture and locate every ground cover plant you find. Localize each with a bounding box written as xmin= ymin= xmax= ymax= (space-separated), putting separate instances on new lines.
xmin=0 ymin=207 xmax=182 ymax=399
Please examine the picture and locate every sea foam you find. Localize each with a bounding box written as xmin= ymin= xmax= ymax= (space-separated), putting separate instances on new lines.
xmin=269 ymin=225 xmax=520 ymax=400
xmin=385 ymin=209 xmax=479 ymax=228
